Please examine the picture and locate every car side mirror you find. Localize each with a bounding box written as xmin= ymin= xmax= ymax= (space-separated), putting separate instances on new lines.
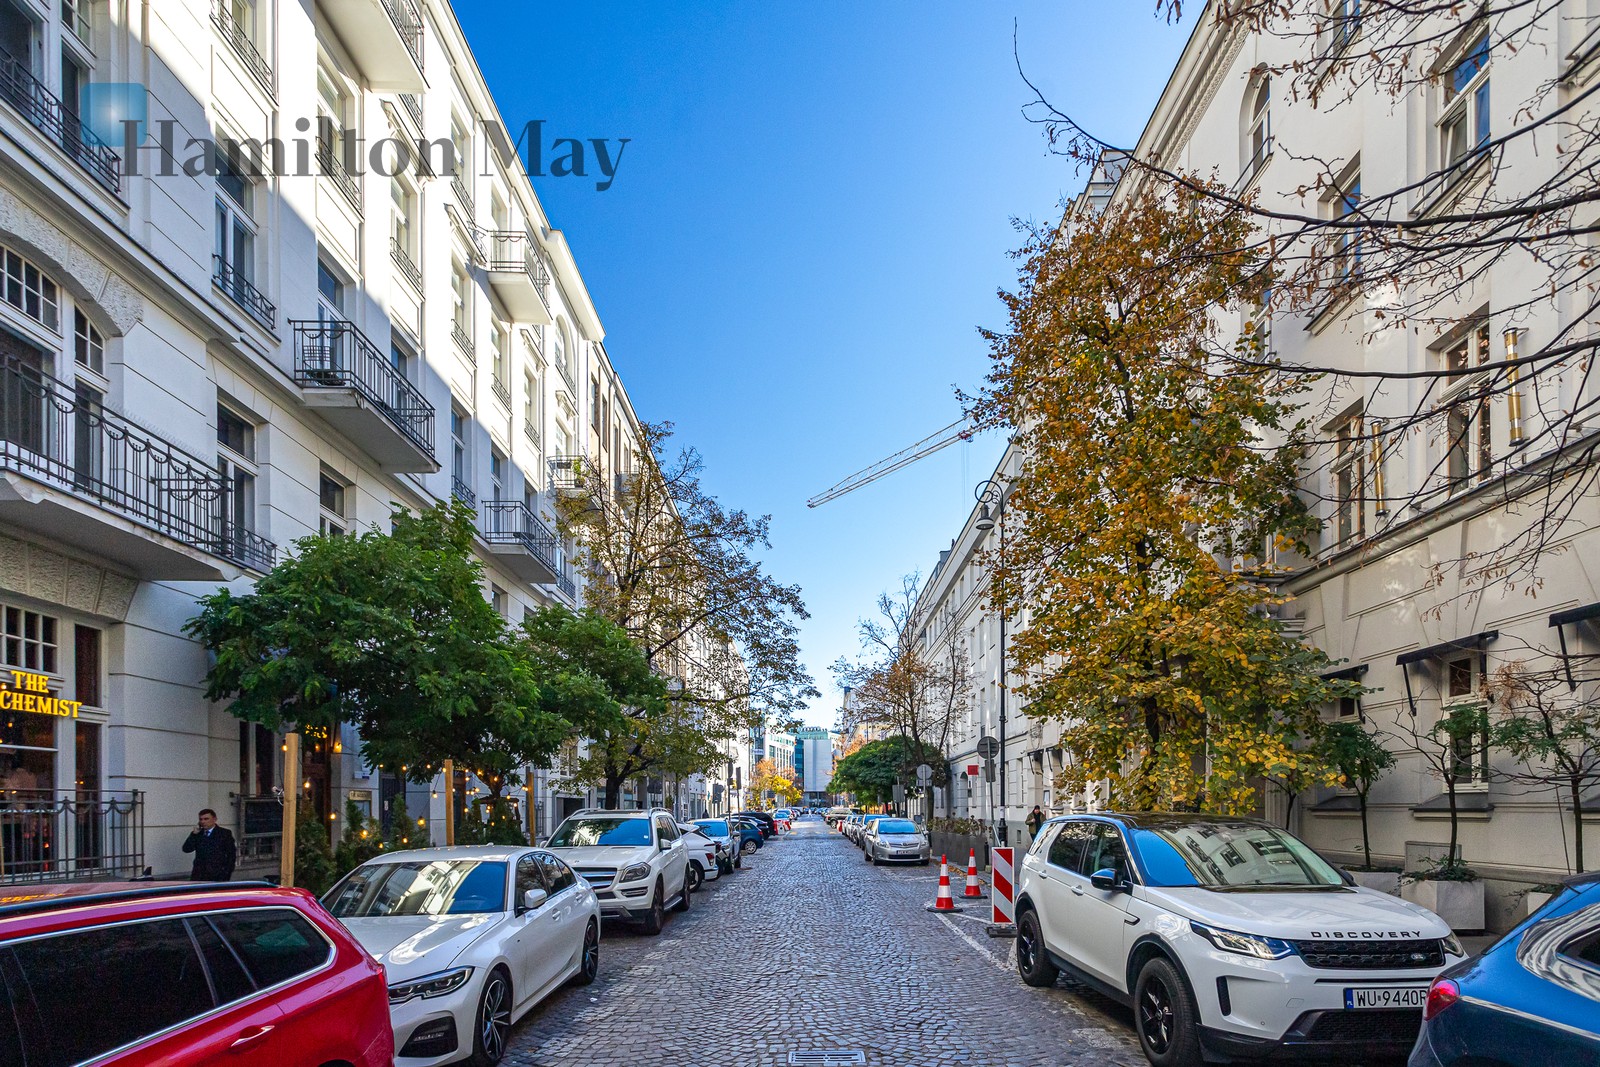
xmin=1090 ymin=868 xmax=1128 ymax=893
xmin=521 ymin=888 xmax=548 ymax=913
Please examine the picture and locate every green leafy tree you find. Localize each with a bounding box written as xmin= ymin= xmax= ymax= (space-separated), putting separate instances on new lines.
xmin=964 ymin=189 xmax=1362 ymax=813
xmin=186 ymin=502 xmax=569 ymax=802
xmin=828 ymin=736 xmax=942 ymax=807
xmin=294 ymin=804 xmax=337 ymax=895
xmin=1325 ymin=720 xmax=1397 ymax=870
xmin=334 ymin=799 xmax=384 ymax=877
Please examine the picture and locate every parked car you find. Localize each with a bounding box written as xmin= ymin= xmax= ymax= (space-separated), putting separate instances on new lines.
xmin=727 ymin=816 xmax=764 ymax=855
xmin=324 ymin=845 xmax=600 ymax=1066
xmin=854 ymin=813 xmax=888 ymax=848
xmin=771 ymin=809 xmax=793 ymax=831
xmin=1410 ymin=870 xmax=1600 ymax=1066
xmin=691 ymin=818 xmax=743 ymax=871
xmin=0 ymin=880 xmax=393 ymax=1067
xmin=842 ymin=814 xmax=868 ymax=843
xmin=863 ymin=817 xmax=931 ymax=865
xmin=734 ymin=811 xmax=778 ymax=839
xmin=1014 ymin=813 xmax=1464 ymax=1066
xmin=544 ymin=808 xmax=691 ymax=935
xmin=826 ymin=806 xmax=853 ymax=829
xmin=676 ymin=822 xmax=723 ymax=891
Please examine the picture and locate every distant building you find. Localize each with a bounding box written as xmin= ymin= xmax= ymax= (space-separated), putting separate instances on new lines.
xmin=796 ymin=727 xmax=834 ymax=803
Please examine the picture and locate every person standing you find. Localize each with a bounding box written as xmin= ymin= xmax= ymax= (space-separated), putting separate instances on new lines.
xmin=1025 ymin=804 xmax=1045 ymax=844
xmin=182 ymin=808 xmax=236 ymax=882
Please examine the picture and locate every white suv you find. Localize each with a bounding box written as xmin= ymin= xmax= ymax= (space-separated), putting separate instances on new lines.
xmin=1013 ymin=813 xmax=1465 ymax=1066
xmin=545 ymin=809 xmax=691 ymax=935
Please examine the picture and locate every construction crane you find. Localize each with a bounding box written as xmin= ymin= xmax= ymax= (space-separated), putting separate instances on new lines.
xmin=806 ymin=418 xmax=981 ymax=508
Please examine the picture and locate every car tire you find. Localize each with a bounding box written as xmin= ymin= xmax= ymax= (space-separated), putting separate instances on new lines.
xmin=469 ymin=966 xmax=513 ymax=1066
xmin=866 ymin=848 xmax=875 ymax=864
xmin=1016 ymin=909 xmax=1059 ymax=988
xmin=742 ymin=840 xmax=757 ymax=856
xmin=571 ymin=920 xmax=600 ymax=986
xmin=673 ymin=871 xmax=692 ymax=913
xmin=1134 ymin=956 xmax=1203 ymax=1067
xmin=640 ymin=882 xmax=665 ymax=936
xmin=687 ymin=862 xmax=704 ymax=893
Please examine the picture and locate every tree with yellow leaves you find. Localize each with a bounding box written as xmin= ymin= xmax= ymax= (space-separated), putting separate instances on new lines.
xmin=967 ymin=187 xmax=1362 ymax=814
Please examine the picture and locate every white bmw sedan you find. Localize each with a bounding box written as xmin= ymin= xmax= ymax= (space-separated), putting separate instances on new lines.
xmin=324 ymin=845 xmax=601 ymax=1067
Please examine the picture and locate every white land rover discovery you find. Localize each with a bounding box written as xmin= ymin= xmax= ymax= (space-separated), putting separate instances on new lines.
xmin=1013 ymin=813 xmax=1465 ymax=1066
xmin=545 ymin=809 xmax=691 ymax=935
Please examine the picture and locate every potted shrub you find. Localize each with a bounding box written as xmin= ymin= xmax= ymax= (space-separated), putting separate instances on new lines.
xmin=1522 ymin=882 xmax=1563 ymax=917
xmin=1400 ymin=857 xmax=1484 ymax=931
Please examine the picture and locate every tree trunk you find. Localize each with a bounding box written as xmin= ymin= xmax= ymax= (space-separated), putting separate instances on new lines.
xmin=1445 ymin=779 xmax=1460 ymax=867
xmin=604 ymin=771 xmax=624 ymax=809
xmin=1572 ymin=773 xmax=1586 ymax=874
xmin=1358 ymin=790 xmax=1372 ymax=870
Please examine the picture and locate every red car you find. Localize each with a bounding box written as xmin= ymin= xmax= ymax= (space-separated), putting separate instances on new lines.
xmin=0 ymin=880 xmax=394 ymax=1067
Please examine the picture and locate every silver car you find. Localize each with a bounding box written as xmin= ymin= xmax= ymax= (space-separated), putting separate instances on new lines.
xmin=863 ymin=817 xmax=930 ymax=865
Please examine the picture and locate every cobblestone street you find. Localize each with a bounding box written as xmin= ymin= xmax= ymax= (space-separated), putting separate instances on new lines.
xmin=505 ymin=819 xmax=1143 ymax=1067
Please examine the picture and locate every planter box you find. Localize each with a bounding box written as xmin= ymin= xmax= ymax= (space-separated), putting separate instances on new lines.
xmin=1401 ymin=878 xmax=1485 ymax=932
xmin=1350 ymin=871 xmax=1401 ymax=896
xmin=1525 ymin=891 xmax=1553 ymax=917
xmin=929 ymin=832 xmax=988 ymax=869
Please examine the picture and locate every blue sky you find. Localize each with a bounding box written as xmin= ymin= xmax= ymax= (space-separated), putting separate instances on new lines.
xmin=451 ymin=2 xmax=1195 ymax=729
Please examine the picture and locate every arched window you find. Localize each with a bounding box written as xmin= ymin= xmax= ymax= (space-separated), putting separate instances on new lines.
xmin=1244 ymin=77 xmax=1271 ymax=178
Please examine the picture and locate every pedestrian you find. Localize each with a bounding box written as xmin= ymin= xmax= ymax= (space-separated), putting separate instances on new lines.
xmin=1025 ymin=804 xmax=1045 ymax=843
xmin=182 ymin=808 xmax=236 ymax=882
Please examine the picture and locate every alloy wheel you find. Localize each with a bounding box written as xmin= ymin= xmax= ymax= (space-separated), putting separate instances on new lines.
xmin=479 ymin=972 xmax=511 ymax=1063
xmin=1139 ymin=977 xmax=1175 ymax=1054
xmin=581 ymin=922 xmax=599 ymax=981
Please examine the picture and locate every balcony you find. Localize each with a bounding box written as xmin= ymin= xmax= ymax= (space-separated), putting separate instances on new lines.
xmin=484 ymin=232 xmax=553 ymax=323
xmin=557 ymin=568 xmax=577 ymax=600
xmin=451 ymin=476 xmax=475 ymax=507
xmin=213 ymin=255 xmax=276 ymax=332
xmin=492 ymin=375 xmax=510 ymax=409
xmin=211 ymin=0 xmax=274 ymax=97
xmin=0 ymin=355 xmax=274 ymax=578
xmin=452 ymin=175 xmax=476 ymax=222
xmin=479 ymin=500 xmax=559 ymax=584
xmin=317 ymin=0 xmax=425 ymax=92
xmin=317 ymin=135 xmax=362 ymax=216
xmin=0 ymin=51 xmax=119 ymax=195
xmin=548 ymin=454 xmax=601 ymax=511
xmin=0 ymin=790 xmax=144 ymax=885
xmin=391 ymin=237 xmax=422 ymax=292
xmin=291 ymin=319 xmax=437 ymax=472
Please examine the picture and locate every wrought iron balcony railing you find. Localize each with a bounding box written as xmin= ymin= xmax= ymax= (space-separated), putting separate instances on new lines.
xmin=522 ymin=327 xmax=544 ymax=359
xmin=213 ymin=254 xmax=277 ymax=331
xmin=486 ymin=231 xmax=553 ymax=304
xmin=0 ymin=789 xmax=145 ymax=884
xmin=0 ymin=353 xmax=276 ymax=570
xmin=547 ymin=454 xmax=589 ymax=493
xmin=0 ymin=50 xmax=119 ymax=194
xmin=452 ymin=320 xmax=473 ymax=358
xmin=452 ymin=174 xmax=476 ymax=221
xmin=400 ymin=93 xmax=424 ymax=131
xmin=381 ymin=0 xmax=425 ymax=73
xmin=211 ymin=0 xmax=273 ymax=96
xmin=492 ymin=375 xmax=510 ymax=409
xmin=391 ymin=236 xmax=422 ymax=292
xmin=451 ymin=475 xmax=476 ymax=507
xmin=291 ymin=318 xmax=434 ymax=457
xmin=525 ymin=420 xmax=540 ymax=449
xmin=557 ymin=570 xmax=577 ymax=599
xmin=479 ymin=500 xmax=558 ymax=574
xmin=317 ymin=134 xmax=362 ymax=215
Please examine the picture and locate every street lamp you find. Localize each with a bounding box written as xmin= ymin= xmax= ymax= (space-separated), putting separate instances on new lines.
xmin=973 ymin=476 xmax=1010 ymax=845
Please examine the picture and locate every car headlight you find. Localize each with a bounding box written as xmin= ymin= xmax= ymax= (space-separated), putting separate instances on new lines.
xmin=1190 ymin=921 xmax=1293 ymax=960
xmin=388 ymin=966 xmax=473 ymax=1005
xmin=618 ymin=862 xmax=653 ymax=883
xmin=1441 ymin=933 xmax=1465 ymax=957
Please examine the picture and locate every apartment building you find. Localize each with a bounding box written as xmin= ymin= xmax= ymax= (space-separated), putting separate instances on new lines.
xmin=921 ymin=3 xmax=1600 ymax=926
xmin=0 ymin=0 xmax=652 ymax=880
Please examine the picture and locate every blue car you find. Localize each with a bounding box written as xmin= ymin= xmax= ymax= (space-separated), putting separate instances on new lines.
xmin=727 ymin=816 xmax=763 ymax=854
xmin=1410 ymin=871 xmax=1600 ymax=1066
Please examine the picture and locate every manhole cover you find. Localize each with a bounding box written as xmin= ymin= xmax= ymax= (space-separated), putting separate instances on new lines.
xmin=789 ymin=1053 xmax=866 ymax=1066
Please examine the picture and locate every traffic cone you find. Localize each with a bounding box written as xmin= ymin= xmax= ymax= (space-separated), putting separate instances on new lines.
xmin=933 ymin=854 xmax=956 ymax=911
xmin=963 ymin=848 xmax=983 ymax=898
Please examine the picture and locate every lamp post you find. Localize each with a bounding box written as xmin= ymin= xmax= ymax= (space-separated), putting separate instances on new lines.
xmin=974 ymin=477 xmax=1010 ymax=845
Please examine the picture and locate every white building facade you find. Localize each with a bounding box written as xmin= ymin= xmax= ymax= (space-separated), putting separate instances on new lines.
xmin=0 ymin=0 xmax=657 ymax=881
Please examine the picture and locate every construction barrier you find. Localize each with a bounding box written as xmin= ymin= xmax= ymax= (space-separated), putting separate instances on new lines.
xmin=963 ymin=848 xmax=983 ymax=898
xmin=990 ymin=846 xmax=1015 ymax=927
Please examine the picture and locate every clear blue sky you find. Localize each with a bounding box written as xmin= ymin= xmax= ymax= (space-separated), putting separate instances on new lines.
xmin=451 ymin=2 xmax=1194 ymax=729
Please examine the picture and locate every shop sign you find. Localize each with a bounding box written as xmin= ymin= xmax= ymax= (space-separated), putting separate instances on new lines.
xmin=1 ymin=670 xmax=83 ymax=719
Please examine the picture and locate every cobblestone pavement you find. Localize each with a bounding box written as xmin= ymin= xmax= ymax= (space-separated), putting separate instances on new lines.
xmin=504 ymin=818 xmax=1144 ymax=1067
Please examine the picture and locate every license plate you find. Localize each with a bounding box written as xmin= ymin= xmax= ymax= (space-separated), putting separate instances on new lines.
xmin=1345 ymin=986 xmax=1427 ymax=1009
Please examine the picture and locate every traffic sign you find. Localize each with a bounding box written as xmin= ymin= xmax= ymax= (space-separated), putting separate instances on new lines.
xmin=915 ymin=763 xmax=933 ymax=784
xmin=892 ymin=784 xmax=906 ymax=803
xmin=977 ymin=735 xmax=999 ymax=760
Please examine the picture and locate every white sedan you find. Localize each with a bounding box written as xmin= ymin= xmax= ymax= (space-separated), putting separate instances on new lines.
xmin=323 ymin=845 xmax=601 ymax=1067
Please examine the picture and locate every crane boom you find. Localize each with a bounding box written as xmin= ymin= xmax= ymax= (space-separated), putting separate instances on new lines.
xmin=806 ymin=419 xmax=978 ymax=507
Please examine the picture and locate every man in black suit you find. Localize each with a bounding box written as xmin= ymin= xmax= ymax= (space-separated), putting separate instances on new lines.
xmin=182 ymin=808 xmax=236 ymax=882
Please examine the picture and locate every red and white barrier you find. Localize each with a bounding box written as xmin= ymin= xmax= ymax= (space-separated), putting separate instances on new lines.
xmin=990 ymin=846 xmax=1015 ymax=927
xmin=963 ymin=848 xmax=983 ymax=898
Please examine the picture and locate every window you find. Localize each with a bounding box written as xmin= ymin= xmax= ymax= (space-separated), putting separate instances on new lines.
xmin=316 ymin=256 xmax=344 ymax=323
xmin=589 ymin=377 xmax=600 ymax=430
xmin=1440 ymin=30 xmax=1490 ymax=170
xmin=490 ymin=447 xmax=505 ymax=502
xmin=2 ymin=604 xmax=58 ymax=673
xmin=492 ymin=319 xmax=509 ymax=396
xmin=537 ymin=853 xmax=577 ymax=893
xmin=206 ymin=908 xmax=333 ymax=987
xmin=1439 ymin=323 xmax=1492 ymax=490
xmin=515 ymin=853 xmax=547 ymax=906
xmin=1330 ymin=0 xmax=1360 ymax=52
xmin=524 ymin=369 xmax=539 ymax=445
xmin=1 ymin=244 xmax=61 ymax=331
xmin=1337 ymin=695 xmax=1359 ymax=719
xmin=391 ymin=177 xmax=415 ymax=259
xmin=217 ymin=402 xmax=253 ymax=457
xmin=316 ymin=64 xmax=349 ymax=166
xmin=319 ymin=469 xmax=348 ymax=536
xmin=217 ymin=401 xmax=258 ymax=545
xmin=390 ymin=340 xmax=411 ymax=382
xmin=1249 ymin=285 xmax=1272 ymax=354
xmin=1047 ymin=820 xmax=1094 ymax=872
xmin=1080 ymin=825 xmax=1131 ymax=882
xmin=61 ymin=0 xmax=91 ymax=41
xmin=1243 ymin=77 xmax=1270 ymax=179
xmin=73 ymin=307 xmax=101 ymax=373
xmin=490 ymin=584 xmax=507 ymax=617
xmin=1332 ymin=410 xmax=1365 ymax=545
xmin=1442 ymin=654 xmax=1491 ymax=787
xmin=214 ymin=150 xmax=257 ymax=296
xmin=451 ymin=406 xmax=470 ymax=495
xmin=1331 ymin=172 xmax=1362 ymax=287
xmin=451 ymin=261 xmax=471 ymax=343
xmin=73 ymin=623 xmax=99 ymax=706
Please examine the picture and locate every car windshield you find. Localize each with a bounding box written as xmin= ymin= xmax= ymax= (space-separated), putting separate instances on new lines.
xmin=695 ymin=821 xmax=730 ymax=836
xmin=774 ymin=810 xmax=790 ymax=817
xmin=1132 ymin=823 xmax=1345 ymax=890
xmin=323 ymin=859 xmax=508 ymax=917
xmin=877 ymin=820 xmax=918 ymax=834
xmin=548 ymin=817 xmax=652 ymax=847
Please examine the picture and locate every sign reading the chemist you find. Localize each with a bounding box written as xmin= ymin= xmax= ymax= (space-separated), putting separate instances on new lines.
xmin=1 ymin=670 xmax=83 ymax=719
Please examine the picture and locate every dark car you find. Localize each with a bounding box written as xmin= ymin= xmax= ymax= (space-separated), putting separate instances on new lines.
xmin=1411 ymin=871 xmax=1600 ymax=1067
xmin=734 ymin=811 xmax=778 ymax=838
xmin=729 ymin=816 xmax=765 ymax=850
xmin=0 ymin=881 xmax=393 ymax=1067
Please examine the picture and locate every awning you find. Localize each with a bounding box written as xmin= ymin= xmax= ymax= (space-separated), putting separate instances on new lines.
xmin=1396 ymin=631 xmax=1499 ymax=667
xmin=1309 ymin=794 xmax=1362 ymax=814
xmin=1549 ymin=603 xmax=1600 ymax=690
xmin=1321 ymin=664 xmax=1369 ymax=681
xmin=1410 ymin=792 xmax=1495 ymax=815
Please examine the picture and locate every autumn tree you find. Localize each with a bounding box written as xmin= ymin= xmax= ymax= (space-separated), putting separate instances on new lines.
xmin=1325 ymin=719 xmax=1398 ymax=870
xmin=965 ymin=190 xmax=1362 ymax=813
xmin=557 ymin=422 xmax=817 ymax=792
xmin=833 ymin=575 xmax=971 ymax=816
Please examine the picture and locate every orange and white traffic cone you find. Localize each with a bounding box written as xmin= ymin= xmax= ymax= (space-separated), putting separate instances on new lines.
xmin=933 ymin=854 xmax=956 ymax=911
xmin=963 ymin=848 xmax=983 ymax=898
